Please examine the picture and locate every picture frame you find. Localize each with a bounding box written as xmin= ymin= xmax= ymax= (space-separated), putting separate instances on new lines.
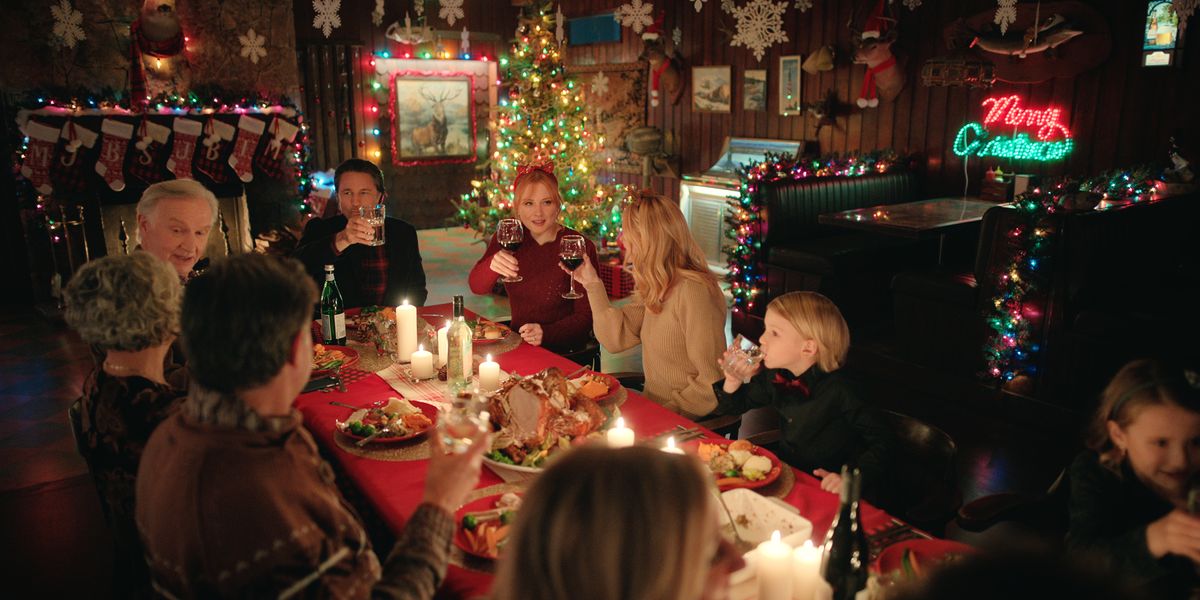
xmin=389 ymin=72 xmax=477 ymax=165
xmin=692 ymin=65 xmax=732 ymax=113
xmin=1143 ymin=1 xmax=1183 ymax=67
xmin=743 ymin=69 xmax=767 ymax=112
xmin=778 ymin=55 xmax=803 ymax=116
xmin=572 ymin=63 xmax=647 ymax=175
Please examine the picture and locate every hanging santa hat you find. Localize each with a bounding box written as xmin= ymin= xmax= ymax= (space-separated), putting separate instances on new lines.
xmin=861 ymin=0 xmax=888 ymax=40
xmin=642 ymin=10 xmax=665 ymax=41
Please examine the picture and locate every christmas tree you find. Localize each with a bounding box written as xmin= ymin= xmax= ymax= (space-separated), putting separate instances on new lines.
xmin=455 ymin=0 xmax=626 ymax=244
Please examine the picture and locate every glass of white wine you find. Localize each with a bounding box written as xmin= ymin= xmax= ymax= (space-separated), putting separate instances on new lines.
xmin=438 ymin=389 xmax=490 ymax=453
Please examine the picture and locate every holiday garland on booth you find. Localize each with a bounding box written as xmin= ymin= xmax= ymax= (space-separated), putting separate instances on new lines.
xmin=454 ymin=0 xmax=627 ymax=244
xmin=726 ymin=150 xmax=905 ymax=313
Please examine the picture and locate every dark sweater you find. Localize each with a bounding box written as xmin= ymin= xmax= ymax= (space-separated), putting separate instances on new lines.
xmin=1067 ymin=450 xmax=1199 ymax=598
xmin=294 ymin=215 xmax=428 ymax=308
xmin=713 ymin=367 xmax=893 ymax=503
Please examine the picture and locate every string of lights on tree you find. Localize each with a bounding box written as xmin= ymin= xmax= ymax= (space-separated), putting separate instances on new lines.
xmin=726 ymin=150 xmax=906 ymax=313
xmin=453 ymin=0 xmax=627 ymax=244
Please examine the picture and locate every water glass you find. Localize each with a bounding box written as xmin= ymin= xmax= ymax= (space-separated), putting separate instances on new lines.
xmin=438 ymin=389 xmax=490 ymax=453
xmin=725 ymin=334 xmax=763 ymax=384
xmin=359 ymin=204 xmax=386 ymax=247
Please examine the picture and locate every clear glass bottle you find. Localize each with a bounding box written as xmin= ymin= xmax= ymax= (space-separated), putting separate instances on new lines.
xmin=820 ymin=466 xmax=868 ymax=600
xmin=320 ymin=264 xmax=346 ymax=345
xmin=446 ymin=295 xmax=474 ymax=393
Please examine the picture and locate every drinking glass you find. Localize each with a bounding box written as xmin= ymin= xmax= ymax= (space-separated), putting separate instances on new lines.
xmin=496 ymin=218 xmax=524 ymax=283
xmin=438 ymin=389 xmax=490 ymax=454
xmin=359 ymin=204 xmax=386 ymax=247
xmin=724 ymin=334 xmax=763 ymax=384
xmin=559 ymin=235 xmax=586 ymax=299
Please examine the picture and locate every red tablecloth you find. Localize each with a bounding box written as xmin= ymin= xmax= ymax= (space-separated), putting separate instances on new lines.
xmin=294 ymin=305 xmax=898 ymax=599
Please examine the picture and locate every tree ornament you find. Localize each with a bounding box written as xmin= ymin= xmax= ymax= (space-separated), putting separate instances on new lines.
xmin=50 ymin=0 xmax=86 ymax=49
xmin=794 ymin=0 xmax=813 ymax=12
xmin=693 ymin=0 xmax=708 ymax=12
xmin=238 ymin=28 xmax=267 ymax=64
xmin=372 ymin=0 xmax=386 ymax=26
xmin=439 ymin=0 xmax=464 ymax=27
xmin=994 ymin=0 xmax=1017 ymax=35
xmin=95 ymin=119 xmax=135 ymax=192
xmin=730 ymin=0 xmax=789 ymax=62
xmin=721 ymin=0 xmax=737 ymax=14
xmin=166 ymin=118 xmax=203 ymax=180
xmin=461 ymin=27 xmax=471 ymax=54
xmin=614 ymin=0 xmax=655 ymax=34
xmin=19 ymin=120 xmax=61 ymax=195
xmin=556 ymin=5 xmax=566 ymax=45
xmin=312 ymin=0 xmax=342 ymax=39
xmin=673 ymin=26 xmax=683 ymax=47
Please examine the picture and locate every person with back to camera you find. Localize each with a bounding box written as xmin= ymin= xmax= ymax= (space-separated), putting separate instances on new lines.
xmin=490 ymin=445 xmax=745 ymax=600
xmin=714 ymin=291 xmax=892 ymax=504
xmin=1068 ymin=358 xmax=1200 ymax=598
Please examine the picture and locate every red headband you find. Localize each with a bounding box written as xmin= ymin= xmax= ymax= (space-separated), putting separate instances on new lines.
xmin=512 ymin=160 xmax=556 ymax=190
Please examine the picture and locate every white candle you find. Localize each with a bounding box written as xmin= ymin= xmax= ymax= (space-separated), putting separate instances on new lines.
xmin=606 ymin=417 xmax=635 ymax=448
xmin=662 ymin=436 xmax=685 ymax=454
xmin=791 ymin=540 xmax=821 ymax=600
xmin=757 ymin=530 xmax=794 ymax=600
xmin=410 ymin=345 xmax=434 ymax=380
xmin=437 ymin=320 xmax=450 ymax=367
xmin=396 ymin=300 xmax=417 ymax=363
xmin=479 ymin=354 xmax=501 ymax=392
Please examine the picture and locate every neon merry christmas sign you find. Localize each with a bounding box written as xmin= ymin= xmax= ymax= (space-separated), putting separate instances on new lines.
xmin=953 ymin=95 xmax=1074 ymax=162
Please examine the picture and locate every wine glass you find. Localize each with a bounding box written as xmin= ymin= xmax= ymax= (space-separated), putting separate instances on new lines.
xmin=724 ymin=334 xmax=763 ymax=384
xmin=438 ymin=389 xmax=490 ymax=454
xmin=496 ymin=218 xmax=524 ymax=283
xmin=559 ymin=235 xmax=586 ymax=299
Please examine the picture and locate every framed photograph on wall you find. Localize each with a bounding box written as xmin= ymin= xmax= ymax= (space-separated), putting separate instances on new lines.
xmin=778 ymin=55 xmax=803 ymax=116
xmin=743 ymin=69 xmax=767 ymax=111
xmin=389 ymin=72 xmax=477 ymax=165
xmin=692 ymin=66 xmax=732 ymax=113
xmin=1143 ymin=1 xmax=1183 ymax=67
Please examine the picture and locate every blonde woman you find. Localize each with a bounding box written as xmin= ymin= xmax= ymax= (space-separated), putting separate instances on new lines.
xmin=491 ymin=446 xmax=744 ymax=600
xmin=63 ymin=252 xmax=186 ymax=596
xmin=567 ymin=192 xmax=727 ymax=418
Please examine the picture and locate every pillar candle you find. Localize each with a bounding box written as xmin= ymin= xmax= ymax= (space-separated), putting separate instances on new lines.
xmin=757 ymin=530 xmax=794 ymax=600
xmin=396 ymin=300 xmax=417 ymax=363
xmin=791 ymin=540 xmax=821 ymax=600
xmin=662 ymin=436 xmax=685 ymax=454
xmin=606 ymin=417 xmax=635 ymax=448
xmin=437 ymin=320 xmax=450 ymax=367
xmin=410 ymin=345 xmax=434 ymax=380
xmin=478 ymin=354 xmax=501 ymax=392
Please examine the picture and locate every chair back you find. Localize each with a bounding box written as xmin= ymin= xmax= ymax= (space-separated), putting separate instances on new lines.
xmin=882 ymin=409 xmax=961 ymax=534
xmin=67 ymin=397 xmax=86 ymax=457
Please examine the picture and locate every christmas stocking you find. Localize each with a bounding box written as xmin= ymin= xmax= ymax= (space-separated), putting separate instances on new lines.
xmin=228 ymin=115 xmax=266 ymax=183
xmin=166 ymin=118 xmax=203 ymax=180
xmin=51 ymin=120 xmax=99 ymax=194
xmin=95 ymin=119 xmax=135 ymax=192
xmin=254 ymin=117 xmax=301 ymax=180
xmin=196 ymin=117 xmax=235 ymax=183
xmin=19 ymin=119 xmax=60 ymax=194
xmin=128 ymin=119 xmax=172 ymax=185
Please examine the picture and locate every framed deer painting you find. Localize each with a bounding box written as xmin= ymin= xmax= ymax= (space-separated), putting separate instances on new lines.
xmin=389 ymin=73 xmax=477 ymax=164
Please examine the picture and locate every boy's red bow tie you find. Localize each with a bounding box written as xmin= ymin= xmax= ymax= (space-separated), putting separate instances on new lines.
xmin=772 ymin=372 xmax=810 ymax=395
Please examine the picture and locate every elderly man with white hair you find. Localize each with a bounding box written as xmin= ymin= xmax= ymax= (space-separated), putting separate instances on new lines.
xmin=136 ymin=179 xmax=219 ymax=281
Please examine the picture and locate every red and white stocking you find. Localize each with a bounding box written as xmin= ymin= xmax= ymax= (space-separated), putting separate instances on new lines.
xmin=52 ymin=120 xmax=99 ymax=194
xmin=19 ymin=119 xmax=60 ymax=194
xmin=254 ymin=117 xmax=300 ymax=180
xmin=128 ymin=119 xmax=172 ymax=185
xmin=166 ymin=118 xmax=203 ymax=180
xmin=228 ymin=115 xmax=266 ymax=183
xmin=196 ymin=118 xmax=235 ymax=183
xmin=95 ymin=119 xmax=135 ymax=192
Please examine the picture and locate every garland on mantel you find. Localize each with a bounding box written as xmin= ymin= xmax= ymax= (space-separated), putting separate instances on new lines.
xmin=725 ymin=150 xmax=905 ymax=313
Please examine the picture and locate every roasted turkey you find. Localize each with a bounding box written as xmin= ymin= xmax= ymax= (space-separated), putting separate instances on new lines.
xmin=487 ymin=367 xmax=606 ymax=459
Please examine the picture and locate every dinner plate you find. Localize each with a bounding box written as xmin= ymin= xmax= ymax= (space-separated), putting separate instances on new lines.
xmin=334 ymin=401 xmax=438 ymax=444
xmin=874 ymin=538 xmax=973 ymax=574
xmin=312 ymin=345 xmax=360 ymax=373
xmin=688 ymin=439 xmax=784 ymax=491
xmin=570 ymin=371 xmax=621 ymax=405
xmin=472 ymin=321 xmax=514 ymax=345
xmin=453 ymin=493 xmax=519 ymax=560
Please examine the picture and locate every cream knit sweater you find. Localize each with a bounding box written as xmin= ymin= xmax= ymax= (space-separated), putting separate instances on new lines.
xmin=584 ymin=276 xmax=726 ymax=418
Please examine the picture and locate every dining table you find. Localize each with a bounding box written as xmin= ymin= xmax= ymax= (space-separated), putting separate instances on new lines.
xmin=817 ymin=196 xmax=1006 ymax=265
xmin=294 ymin=303 xmax=935 ymax=599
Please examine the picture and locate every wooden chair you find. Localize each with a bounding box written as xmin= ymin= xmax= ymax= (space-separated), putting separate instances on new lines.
xmin=956 ymin=468 xmax=1069 ymax=539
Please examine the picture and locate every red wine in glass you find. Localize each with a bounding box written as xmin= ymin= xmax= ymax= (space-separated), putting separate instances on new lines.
xmin=560 ymin=235 xmax=585 ymax=299
xmin=500 ymin=240 xmax=523 ymax=252
xmin=560 ymin=255 xmax=583 ymax=270
xmin=496 ymin=218 xmax=524 ymax=283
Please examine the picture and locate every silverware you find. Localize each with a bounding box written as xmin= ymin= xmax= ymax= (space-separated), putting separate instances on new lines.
xmin=329 ymin=400 xmax=361 ymax=410
xmin=673 ymin=429 xmax=706 ymax=444
xmin=565 ymin=365 xmax=590 ymax=379
xmin=713 ymin=488 xmax=749 ymax=549
xmin=356 ymin=427 xmax=390 ymax=447
xmin=647 ymin=424 xmax=690 ymax=443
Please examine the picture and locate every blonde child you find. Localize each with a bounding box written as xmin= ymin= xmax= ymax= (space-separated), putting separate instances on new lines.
xmin=715 ymin=291 xmax=892 ymax=502
xmin=1068 ymin=358 xmax=1200 ymax=596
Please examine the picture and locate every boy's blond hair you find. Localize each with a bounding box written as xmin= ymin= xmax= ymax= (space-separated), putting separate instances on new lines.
xmin=767 ymin=291 xmax=850 ymax=373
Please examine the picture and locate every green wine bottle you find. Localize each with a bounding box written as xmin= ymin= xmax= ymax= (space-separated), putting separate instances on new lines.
xmin=320 ymin=264 xmax=346 ymax=345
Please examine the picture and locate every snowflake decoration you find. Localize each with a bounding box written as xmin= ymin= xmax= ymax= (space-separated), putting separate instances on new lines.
xmin=50 ymin=0 xmax=86 ymax=49
xmin=439 ymin=0 xmax=464 ymax=27
xmin=614 ymin=0 xmax=654 ymax=34
xmin=415 ymin=0 xmax=425 ymax=18
xmin=994 ymin=0 xmax=1017 ymax=35
xmin=673 ymin=26 xmax=683 ymax=47
xmin=312 ymin=0 xmax=342 ymax=38
xmin=903 ymin=0 xmax=922 ymax=9
xmin=731 ymin=0 xmax=789 ymax=62
xmin=372 ymin=0 xmax=385 ymax=26
xmin=794 ymin=0 xmax=812 ymax=12
xmin=590 ymin=71 xmax=610 ymax=96
xmin=722 ymin=0 xmax=737 ymax=14
xmin=693 ymin=0 xmax=707 ymax=12
xmin=238 ymin=28 xmax=267 ymax=64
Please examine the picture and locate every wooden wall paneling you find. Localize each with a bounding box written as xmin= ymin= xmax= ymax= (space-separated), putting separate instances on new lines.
xmin=1067 ymin=70 xmax=1100 ymax=177
xmin=319 ymin=46 xmax=340 ymax=169
xmin=333 ymin=45 xmax=352 ymax=163
xmin=351 ymin=45 xmax=367 ymax=160
xmin=299 ymin=47 xmax=325 ymax=168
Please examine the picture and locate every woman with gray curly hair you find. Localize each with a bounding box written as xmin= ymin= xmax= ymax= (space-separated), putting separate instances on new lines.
xmin=64 ymin=252 xmax=187 ymax=597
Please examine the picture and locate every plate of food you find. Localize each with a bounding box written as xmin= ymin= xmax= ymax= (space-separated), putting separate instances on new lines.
xmin=313 ymin=344 xmax=359 ymax=373
xmin=482 ymin=367 xmax=617 ymax=481
xmin=470 ymin=318 xmax=513 ymax=344
xmin=693 ymin=439 xmax=783 ymax=491
xmin=334 ymin=397 xmax=436 ymax=443
xmin=874 ymin=539 xmax=972 ymax=579
xmin=568 ymin=371 xmax=622 ymax=406
xmin=454 ymin=492 xmax=522 ymax=560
